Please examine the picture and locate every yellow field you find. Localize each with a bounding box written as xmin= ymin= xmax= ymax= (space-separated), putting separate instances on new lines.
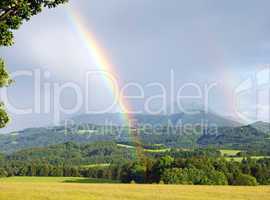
xmin=0 ymin=177 xmax=270 ymax=200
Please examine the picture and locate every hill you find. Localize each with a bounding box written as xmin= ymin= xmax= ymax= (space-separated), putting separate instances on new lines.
xmin=250 ymin=121 xmax=270 ymax=134
xmin=5 ymin=141 xmax=134 ymax=166
xmin=0 ymin=125 xmax=123 ymax=153
xmin=69 ymin=112 xmax=241 ymax=127
xmin=197 ymin=125 xmax=270 ymax=152
xmin=0 ymin=123 xmax=269 ymax=154
xmin=0 ymin=111 xmax=240 ymax=153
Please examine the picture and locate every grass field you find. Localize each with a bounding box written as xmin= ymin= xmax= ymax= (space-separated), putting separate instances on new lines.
xmin=117 ymin=143 xmax=170 ymax=153
xmin=224 ymin=156 xmax=269 ymax=162
xmin=220 ymin=149 xmax=241 ymax=156
xmin=80 ymin=163 xmax=110 ymax=168
xmin=219 ymin=149 xmax=270 ymax=161
xmin=143 ymin=148 xmax=170 ymax=153
xmin=117 ymin=143 xmax=135 ymax=149
xmin=0 ymin=177 xmax=270 ymax=200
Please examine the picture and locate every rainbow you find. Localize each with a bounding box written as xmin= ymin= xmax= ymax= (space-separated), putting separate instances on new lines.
xmin=65 ymin=6 xmax=144 ymax=160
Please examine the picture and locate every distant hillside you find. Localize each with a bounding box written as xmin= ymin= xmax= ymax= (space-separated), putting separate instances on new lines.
xmin=0 ymin=125 xmax=122 ymax=154
xmin=0 ymin=123 xmax=201 ymax=153
xmin=68 ymin=113 xmax=167 ymax=126
xmin=1 ymin=123 xmax=269 ymax=155
xmin=197 ymin=125 xmax=269 ymax=150
xmin=250 ymin=121 xmax=270 ymax=134
xmin=4 ymin=113 xmax=268 ymax=154
xmin=169 ymin=111 xmax=241 ymax=127
xmin=5 ymin=141 xmax=134 ymax=166
xmin=69 ymin=112 xmax=241 ymax=127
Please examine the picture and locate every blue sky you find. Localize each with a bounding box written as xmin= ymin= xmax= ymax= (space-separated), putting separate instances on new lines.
xmin=1 ymin=0 xmax=270 ymax=132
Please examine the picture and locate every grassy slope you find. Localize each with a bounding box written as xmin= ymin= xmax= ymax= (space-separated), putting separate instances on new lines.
xmin=117 ymin=143 xmax=170 ymax=152
xmin=220 ymin=149 xmax=241 ymax=156
xmin=143 ymin=148 xmax=170 ymax=153
xmin=80 ymin=163 xmax=110 ymax=168
xmin=0 ymin=177 xmax=270 ymax=200
xmin=224 ymin=156 xmax=269 ymax=162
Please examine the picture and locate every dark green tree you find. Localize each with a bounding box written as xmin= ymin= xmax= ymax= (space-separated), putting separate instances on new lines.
xmin=70 ymin=166 xmax=79 ymax=177
xmin=0 ymin=59 xmax=11 ymax=128
xmin=150 ymin=156 xmax=174 ymax=183
xmin=161 ymin=168 xmax=190 ymax=184
xmin=206 ymin=170 xmax=228 ymax=185
xmin=27 ymin=164 xmax=37 ymax=176
xmin=234 ymin=173 xmax=258 ymax=186
xmin=0 ymin=0 xmax=68 ymax=127
xmin=0 ymin=168 xmax=7 ymax=177
xmin=0 ymin=0 xmax=69 ymax=46
xmin=38 ymin=164 xmax=49 ymax=176
xmin=120 ymin=162 xmax=146 ymax=183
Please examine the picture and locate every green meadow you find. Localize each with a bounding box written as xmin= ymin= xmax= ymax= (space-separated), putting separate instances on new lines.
xmin=220 ymin=149 xmax=241 ymax=156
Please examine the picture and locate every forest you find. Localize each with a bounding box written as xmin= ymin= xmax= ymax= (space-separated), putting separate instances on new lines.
xmin=0 ymin=141 xmax=270 ymax=186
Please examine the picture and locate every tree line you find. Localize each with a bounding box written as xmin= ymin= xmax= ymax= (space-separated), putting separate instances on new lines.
xmin=119 ymin=156 xmax=267 ymax=186
xmin=1 ymin=142 xmax=270 ymax=186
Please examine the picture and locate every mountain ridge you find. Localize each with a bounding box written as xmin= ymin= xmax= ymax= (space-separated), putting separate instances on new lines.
xmin=68 ymin=111 xmax=242 ymax=127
